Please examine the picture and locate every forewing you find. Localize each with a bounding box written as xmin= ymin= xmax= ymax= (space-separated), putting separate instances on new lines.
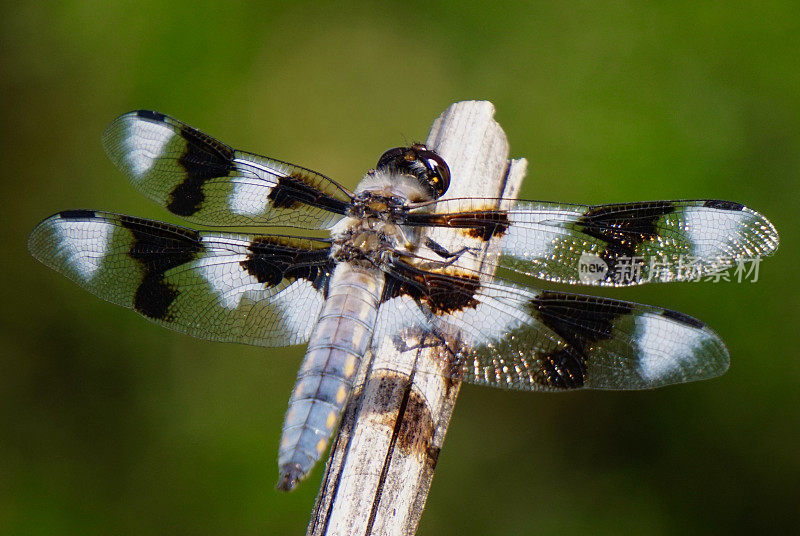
xmin=28 ymin=211 xmax=335 ymax=346
xmin=102 ymin=110 xmax=352 ymax=228
xmin=405 ymin=199 xmax=779 ymax=286
xmin=375 ymin=263 xmax=729 ymax=391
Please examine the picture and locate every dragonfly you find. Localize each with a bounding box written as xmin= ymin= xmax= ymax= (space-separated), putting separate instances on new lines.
xmin=28 ymin=110 xmax=779 ymax=491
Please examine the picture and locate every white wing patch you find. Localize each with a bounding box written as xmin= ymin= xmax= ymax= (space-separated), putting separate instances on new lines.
xmin=196 ymin=254 xmax=256 ymax=309
xmin=271 ymin=279 xmax=325 ymax=343
xmin=53 ymin=217 xmax=113 ymax=281
xmin=447 ymin=284 xmax=531 ymax=346
xmin=373 ymin=295 xmax=429 ymax=344
xmin=501 ymin=205 xmax=581 ymax=260
xmin=121 ymin=117 xmax=175 ymax=178
xmin=229 ymin=177 xmax=271 ymax=215
xmin=196 ymin=236 xmax=259 ymax=308
xmin=228 ymin=157 xmax=290 ymax=215
xmin=635 ymin=313 xmax=706 ymax=382
xmin=682 ymin=207 xmax=748 ymax=259
xmin=196 ymin=251 xmax=324 ymax=343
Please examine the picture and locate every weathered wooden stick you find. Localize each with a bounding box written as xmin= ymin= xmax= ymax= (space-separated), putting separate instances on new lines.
xmin=307 ymin=101 xmax=527 ymax=536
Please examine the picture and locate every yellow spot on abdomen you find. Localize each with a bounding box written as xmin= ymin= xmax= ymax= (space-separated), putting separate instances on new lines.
xmin=316 ymin=438 xmax=328 ymax=454
xmin=326 ymin=411 xmax=337 ymax=429
xmin=344 ymin=355 xmax=357 ymax=378
xmin=336 ymin=386 xmax=347 ymax=404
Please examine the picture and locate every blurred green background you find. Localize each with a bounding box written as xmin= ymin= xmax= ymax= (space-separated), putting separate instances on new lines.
xmin=2 ymin=1 xmax=798 ymax=534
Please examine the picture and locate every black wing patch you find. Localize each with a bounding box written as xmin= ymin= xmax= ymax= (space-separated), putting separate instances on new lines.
xmin=382 ymin=260 xmax=481 ymax=316
xmin=577 ymin=201 xmax=676 ymax=278
xmin=120 ymin=214 xmax=204 ymax=320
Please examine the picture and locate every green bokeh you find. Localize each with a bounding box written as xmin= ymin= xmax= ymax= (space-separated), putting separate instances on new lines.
xmin=2 ymin=1 xmax=798 ymax=534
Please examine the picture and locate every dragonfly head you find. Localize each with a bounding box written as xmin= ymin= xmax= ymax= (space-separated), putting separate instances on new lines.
xmin=376 ymin=144 xmax=450 ymax=199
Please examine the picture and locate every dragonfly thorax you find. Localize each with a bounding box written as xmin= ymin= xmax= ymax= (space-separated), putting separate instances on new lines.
xmin=330 ymin=213 xmax=410 ymax=267
xmin=346 ymin=190 xmax=407 ymax=221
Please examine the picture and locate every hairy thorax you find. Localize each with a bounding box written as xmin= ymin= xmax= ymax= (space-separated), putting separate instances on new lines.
xmin=329 ymin=196 xmax=414 ymax=267
xmin=330 ymin=174 xmax=429 ymax=268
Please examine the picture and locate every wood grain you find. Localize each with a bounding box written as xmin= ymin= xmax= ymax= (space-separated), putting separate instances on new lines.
xmin=307 ymin=101 xmax=527 ymax=536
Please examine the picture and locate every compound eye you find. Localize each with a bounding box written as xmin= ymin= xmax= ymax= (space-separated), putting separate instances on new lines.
xmin=417 ymin=149 xmax=450 ymax=198
xmin=376 ymin=147 xmax=408 ymax=169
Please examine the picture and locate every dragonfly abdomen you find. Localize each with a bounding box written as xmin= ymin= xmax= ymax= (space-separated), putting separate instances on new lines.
xmin=277 ymin=264 xmax=384 ymax=491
